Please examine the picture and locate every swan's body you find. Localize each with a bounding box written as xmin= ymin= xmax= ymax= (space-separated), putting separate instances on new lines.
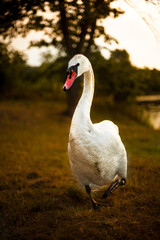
xmin=63 ymin=54 xmax=127 ymax=208
xmin=69 ymin=120 xmax=126 ymax=189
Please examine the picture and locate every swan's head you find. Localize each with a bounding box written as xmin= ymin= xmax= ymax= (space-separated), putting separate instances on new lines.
xmin=63 ymin=54 xmax=90 ymax=91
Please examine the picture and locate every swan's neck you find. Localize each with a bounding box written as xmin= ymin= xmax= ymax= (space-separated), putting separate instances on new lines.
xmin=71 ymin=65 xmax=94 ymax=129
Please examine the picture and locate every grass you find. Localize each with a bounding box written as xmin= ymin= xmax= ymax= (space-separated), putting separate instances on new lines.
xmin=0 ymin=99 xmax=160 ymax=240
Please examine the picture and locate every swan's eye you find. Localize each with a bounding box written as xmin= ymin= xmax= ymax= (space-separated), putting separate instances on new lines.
xmin=67 ymin=63 xmax=79 ymax=79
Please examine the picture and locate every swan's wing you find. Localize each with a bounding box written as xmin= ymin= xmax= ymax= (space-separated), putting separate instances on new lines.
xmin=94 ymin=120 xmax=119 ymax=135
xmin=92 ymin=120 xmax=125 ymax=160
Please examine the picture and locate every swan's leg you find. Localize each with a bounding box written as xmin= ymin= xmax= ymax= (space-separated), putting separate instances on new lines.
xmin=102 ymin=178 xmax=126 ymax=198
xmin=85 ymin=185 xmax=100 ymax=210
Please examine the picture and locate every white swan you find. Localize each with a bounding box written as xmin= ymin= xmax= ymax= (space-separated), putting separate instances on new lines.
xmin=63 ymin=54 xmax=127 ymax=209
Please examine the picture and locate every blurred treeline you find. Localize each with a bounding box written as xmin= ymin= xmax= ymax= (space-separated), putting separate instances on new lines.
xmin=0 ymin=42 xmax=160 ymax=102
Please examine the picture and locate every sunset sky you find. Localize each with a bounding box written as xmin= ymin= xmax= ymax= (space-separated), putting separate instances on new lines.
xmin=11 ymin=0 xmax=160 ymax=70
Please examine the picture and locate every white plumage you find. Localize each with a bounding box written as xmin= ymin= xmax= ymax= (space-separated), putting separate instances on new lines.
xmin=63 ymin=54 xmax=127 ymax=209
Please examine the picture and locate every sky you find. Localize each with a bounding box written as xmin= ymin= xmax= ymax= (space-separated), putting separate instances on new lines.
xmin=11 ymin=0 xmax=160 ymax=70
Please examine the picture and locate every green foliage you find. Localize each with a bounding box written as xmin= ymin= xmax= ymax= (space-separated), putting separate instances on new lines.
xmin=1 ymin=45 xmax=160 ymax=102
xmin=0 ymin=42 xmax=26 ymax=93
xmin=106 ymin=51 xmax=139 ymax=102
xmin=137 ymin=68 xmax=160 ymax=95
xmin=0 ymin=42 xmax=64 ymax=99
xmin=91 ymin=49 xmax=160 ymax=102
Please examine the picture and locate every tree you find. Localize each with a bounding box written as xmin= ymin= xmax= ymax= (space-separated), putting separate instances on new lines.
xmin=90 ymin=49 xmax=140 ymax=102
xmin=110 ymin=49 xmax=130 ymax=63
xmin=0 ymin=0 xmax=123 ymax=115
xmin=0 ymin=42 xmax=26 ymax=93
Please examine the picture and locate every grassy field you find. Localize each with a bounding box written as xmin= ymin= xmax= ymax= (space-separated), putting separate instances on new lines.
xmin=0 ymin=99 xmax=160 ymax=240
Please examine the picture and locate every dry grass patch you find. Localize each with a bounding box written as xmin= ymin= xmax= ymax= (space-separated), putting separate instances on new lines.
xmin=0 ymin=100 xmax=159 ymax=240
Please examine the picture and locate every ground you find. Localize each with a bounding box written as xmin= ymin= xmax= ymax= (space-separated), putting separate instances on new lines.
xmin=0 ymin=99 xmax=159 ymax=240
